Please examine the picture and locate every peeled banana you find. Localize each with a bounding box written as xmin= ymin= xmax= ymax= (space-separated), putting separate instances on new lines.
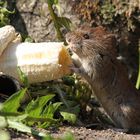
xmin=0 ymin=25 xmax=16 ymax=56
xmin=0 ymin=26 xmax=72 ymax=84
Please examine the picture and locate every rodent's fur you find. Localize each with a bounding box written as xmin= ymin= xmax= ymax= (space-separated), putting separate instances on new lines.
xmin=66 ymin=26 xmax=140 ymax=131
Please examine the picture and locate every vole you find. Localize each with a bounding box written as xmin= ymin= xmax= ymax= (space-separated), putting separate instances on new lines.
xmin=66 ymin=26 xmax=140 ymax=132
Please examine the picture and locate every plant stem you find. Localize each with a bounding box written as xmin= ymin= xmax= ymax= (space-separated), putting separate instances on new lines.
xmin=136 ymin=39 xmax=140 ymax=89
xmin=47 ymin=0 xmax=64 ymax=42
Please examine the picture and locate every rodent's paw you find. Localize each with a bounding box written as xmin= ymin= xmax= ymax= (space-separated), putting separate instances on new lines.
xmin=69 ymin=64 xmax=81 ymax=74
xmin=71 ymin=53 xmax=82 ymax=68
xmin=69 ymin=64 xmax=86 ymax=76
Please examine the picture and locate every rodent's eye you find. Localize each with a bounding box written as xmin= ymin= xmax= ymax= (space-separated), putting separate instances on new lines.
xmin=83 ymin=34 xmax=90 ymax=39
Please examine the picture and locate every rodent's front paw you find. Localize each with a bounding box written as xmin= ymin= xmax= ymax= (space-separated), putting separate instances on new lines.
xmin=69 ymin=64 xmax=81 ymax=74
xmin=69 ymin=64 xmax=86 ymax=76
xmin=71 ymin=53 xmax=82 ymax=68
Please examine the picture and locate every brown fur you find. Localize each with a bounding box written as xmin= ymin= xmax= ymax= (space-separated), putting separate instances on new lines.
xmin=66 ymin=26 xmax=140 ymax=131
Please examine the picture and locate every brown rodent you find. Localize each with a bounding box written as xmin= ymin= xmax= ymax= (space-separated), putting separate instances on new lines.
xmin=66 ymin=26 xmax=140 ymax=132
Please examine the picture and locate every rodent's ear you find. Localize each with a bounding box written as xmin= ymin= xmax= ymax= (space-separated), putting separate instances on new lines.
xmin=91 ymin=26 xmax=106 ymax=37
xmin=104 ymin=34 xmax=117 ymax=47
xmin=77 ymin=24 xmax=91 ymax=32
xmin=94 ymin=26 xmax=105 ymax=31
xmin=103 ymin=34 xmax=118 ymax=57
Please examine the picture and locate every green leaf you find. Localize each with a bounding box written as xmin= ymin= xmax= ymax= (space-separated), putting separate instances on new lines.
xmin=46 ymin=0 xmax=58 ymax=5
xmin=53 ymin=0 xmax=58 ymax=5
xmin=42 ymin=102 xmax=62 ymax=118
xmin=60 ymin=111 xmax=76 ymax=124
xmin=0 ymin=130 xmax=10 ymax=140
xmin=25 ymin=94 xmax=55 ymax=118
xmin=0 ymin=116 xmax=7 ymax=128
xmin=7 ymin=119 xmax=47 ymax=137
xmin=57 ymin=17 xmax=71 ymax=30
xmin=2 ymin=88 xmax=27 ymax=112
xmin=33 ymin=102 xmax=62 ymax=128
xmin=54 ymin=0 xmax=61 ymax=15
xmin=60 ymin=105 xmax=80 ymax=124
xmin=8 ymin=114 xmax=28 ymax=122
xmin=0 ymin=103 xmax=3 ymax=110
xmin=62 ymin=76 xmax=75 ymax=86
xmin=52 ymin=102 xmax=63 ymax=112
xmin=47 ymin=0 xmax=55 ymax=6
xmin=24 ymin=36 xmax=34 ymax=43
xmin=17 ymin=67 xmax=29 ymax=87
xmin=0 ymin=8 xmax=15 ymax=15
xmin=0 ymin=6 xmax=14 ymax=27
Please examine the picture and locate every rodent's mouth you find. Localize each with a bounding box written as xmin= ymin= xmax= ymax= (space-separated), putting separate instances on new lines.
xmin=67 ymin=44 xmax=77 ymax=52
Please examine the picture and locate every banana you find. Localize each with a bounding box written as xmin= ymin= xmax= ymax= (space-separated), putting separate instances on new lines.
xmin=0 ymin=26 xmax=72 ymax=84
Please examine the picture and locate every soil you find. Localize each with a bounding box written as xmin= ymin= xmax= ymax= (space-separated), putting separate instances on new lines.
xmin=10 ymin=126 xmax=140 ymax=140
xmin=4 ymin=0 xmax=140 ymax=139
xmin=47 ymin=126 xmax=140 ymax=140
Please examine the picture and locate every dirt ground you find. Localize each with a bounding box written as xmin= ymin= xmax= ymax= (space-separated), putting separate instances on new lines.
xmin=10 ymin=126 xmax=140 ymax=140
xmin=6 ymin=0 xmax=140 ymax=139
xmin=45 ymin=126 xmax=140 ymax=140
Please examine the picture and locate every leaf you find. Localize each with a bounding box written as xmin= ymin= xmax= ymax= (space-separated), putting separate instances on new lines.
xmin=57 ymin=17 xmax=71 ymax=30
xmin=54 ymin=0 xmax=61 ymax=15
xmin=0 ymin=8 xmax=15 ymax=15
xmin=24 ymin=36 xmax=34 ymax=43
xmin=38 ymin=102 xmax=62 ymax=128
xmin=45 ymin=0 xmax=58 ymax=5
xmin=25 ymin=94 xmax=55 ymax=118
xmin=8 ymin=114 xmax=28 ymax=122
xmin=47 ymin=0 xmax=55 ymax=6
xmin=60 ymin=111 xmax=76 ymax=124
xmin=17 ymin=67 xmax=29 ymax=87
xmin=0 ymin=116 xmax=7 ymax=128
xmin=53 ymin=102 xmax=63 ymax=112
xmin=2 ymin=88 xmax=27 ymax=112
xmin=28 ymin=102 xmax=61 ymax=128
xmin=7 ymin=119 xmax=47 ymax=137
xmin=62 ymin=76 xmax=75 ymax=86
xmin=53 ymin=0 xmax=58 ymax=4
xmin=42 ymin=102 xmax=62 ymax=118
xmin=0 ymin=6 xmax=14 ymax=27
xmin=0 ymin=130 xmax=10 ymax=140
xmin=60 ymin=105 xmax=80 ymax=124
xmin=0 ymin=103 xmax=3 ymax=110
